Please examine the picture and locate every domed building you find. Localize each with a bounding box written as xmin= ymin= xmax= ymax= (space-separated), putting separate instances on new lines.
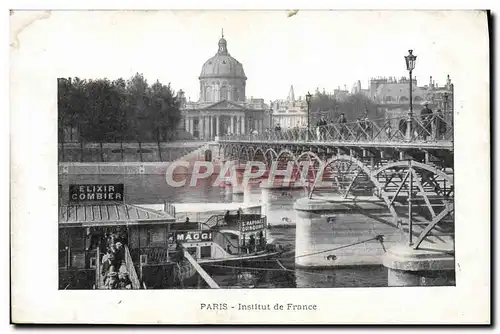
xmin=179 ymin=31 xmax=270 ymax=139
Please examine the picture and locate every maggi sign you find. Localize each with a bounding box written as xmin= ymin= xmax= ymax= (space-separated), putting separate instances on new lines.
xmin=167 ymin=231 xmax=213 ymax=243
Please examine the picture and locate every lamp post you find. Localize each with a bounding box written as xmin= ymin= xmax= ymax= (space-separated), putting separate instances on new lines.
xmin=269 ymin=100 xmax=273 ymax=130
xmin=306 ymin=92 xmax=312 ymax=141
xmin=404 ymin=50 xmax=417 ymax=141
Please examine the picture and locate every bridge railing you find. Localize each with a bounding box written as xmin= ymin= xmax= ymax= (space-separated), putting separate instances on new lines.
xmin=220 ymin=112 xmax=453 ymax=143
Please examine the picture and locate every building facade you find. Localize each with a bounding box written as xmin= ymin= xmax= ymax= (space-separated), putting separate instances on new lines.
xmin=333 ymin=85 xmax=350 ymax=102
xmin=366 ymin=74 xmax=454 ymax=111
xmin=365 ymin=75 xmax=454 ymax=129
xmin=179 ymin=32 xmax=269 ymax=139
xmin=270 ymin=85 xmax=308 ymax=129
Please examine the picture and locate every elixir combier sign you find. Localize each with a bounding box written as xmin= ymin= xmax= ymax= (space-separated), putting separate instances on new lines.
xmin=69 ymin=184 xmax=124 ymax=202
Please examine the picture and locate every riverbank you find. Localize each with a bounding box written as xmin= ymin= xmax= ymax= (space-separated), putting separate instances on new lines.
xmin=59 ymin=162 xmax=173 ymax=175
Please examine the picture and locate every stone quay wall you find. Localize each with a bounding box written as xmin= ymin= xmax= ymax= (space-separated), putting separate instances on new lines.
xmin=58 ymin=141 xmax=208 ymax=163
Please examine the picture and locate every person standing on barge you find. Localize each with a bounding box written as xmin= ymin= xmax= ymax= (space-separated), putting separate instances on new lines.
xmin=101 ymin=251 xmax=114 ymax=277
xmin=118 ymin=272 xmax=132 ymax=289
xmin=249 ymin=234 xmax=256 ymax=253
xmin=105 ymin=270 xmax=119 ymax=289
xmin=258 ymin=230 xmax=265 ymax=250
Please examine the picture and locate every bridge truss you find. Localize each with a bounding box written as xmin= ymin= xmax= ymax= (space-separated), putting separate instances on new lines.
xmin=219 ymin=113 xmax=454 ymax=251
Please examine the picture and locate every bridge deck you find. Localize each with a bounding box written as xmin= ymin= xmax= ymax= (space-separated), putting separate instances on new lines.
xmin=220 ymin=139 xmax=453 ymax=151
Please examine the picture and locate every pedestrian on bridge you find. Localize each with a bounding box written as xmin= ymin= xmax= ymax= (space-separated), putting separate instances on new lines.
xmin=315 ymin=117 xmax=326 ymax=141
xmin=420 ymin=102 xmax=433 ymax=140
xmin=385 ymin=124 xmax=392 ymax=140
xmin=356 ymin=117 xmax=364 ymax=139
xmin=338 ymin=113 xmax=347 ymax=140
xmin=398 ymin=118 xmax=407 ymax=138
xmin=274 ymin=123 xmax=282 ymax=140
xmin=362 ymin=110 xmax=372 ymax=139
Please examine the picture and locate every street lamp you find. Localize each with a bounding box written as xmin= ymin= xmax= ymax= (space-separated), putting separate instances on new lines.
xmin=306 ymin=92 xmax=312 ymax=140
xmin=404 ymin=50 xmax=417 ymax=246
xmin=269 ymin=100 xmax=273 ymax=130
xmin=404 ymin=49 xmax=417 ymax=140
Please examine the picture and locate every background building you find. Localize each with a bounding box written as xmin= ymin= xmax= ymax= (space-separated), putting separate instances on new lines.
xmin=365 ymin=74 xmax=454 ymax=110
xmin=333 ymin=85 xmax=350 ymax=102
xmin=270 ymin=85 xmax=308 ymax=129
xmin=342 ymin=75 xmax=454 ymax=126
xmin=179 ymin=32 xmax=269 ymax=139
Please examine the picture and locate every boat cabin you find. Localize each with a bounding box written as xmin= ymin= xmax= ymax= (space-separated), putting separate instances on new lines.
xmin=58 ymin=202 xmax=176 ymax=289
xmin=58 ymin=183 xmax=272 ymax=289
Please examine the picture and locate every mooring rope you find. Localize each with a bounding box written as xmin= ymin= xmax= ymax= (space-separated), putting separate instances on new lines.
xmin=294 ymin=235 xmax=385 ymax=259
xmin=243 ymin=235 xmax=386 ymax=261
xmin=206 ymin=264 xmax=295 ymax=272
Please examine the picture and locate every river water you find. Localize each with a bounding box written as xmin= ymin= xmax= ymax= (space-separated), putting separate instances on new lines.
xmin=60 ymin=174 xmax=399 ymax=288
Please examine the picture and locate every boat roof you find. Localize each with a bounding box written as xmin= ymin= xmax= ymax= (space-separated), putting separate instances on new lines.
xmin=59 ymin=203 xmax=176 ymax=228
xmin=140 ymin=203 xmax=260 ymax=214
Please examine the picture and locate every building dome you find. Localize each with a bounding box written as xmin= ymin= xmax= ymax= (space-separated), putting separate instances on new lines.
xmin=199 ymin=34 xmax=247 ymax=80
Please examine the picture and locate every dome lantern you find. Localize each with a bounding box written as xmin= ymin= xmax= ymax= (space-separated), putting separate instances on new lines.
xmin=218 ymin=28 xmax=228 ymax=55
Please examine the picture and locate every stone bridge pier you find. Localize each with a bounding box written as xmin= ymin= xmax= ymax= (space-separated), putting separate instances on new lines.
xmin=294 ymin=193 xmax=455 ymax=286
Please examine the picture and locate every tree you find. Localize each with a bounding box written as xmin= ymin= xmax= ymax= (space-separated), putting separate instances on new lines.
xmin=310 ymin=91 xmax=381 ymax=124
xmin=57 ymin=77 xmax=88 ymax=141
xmin=57 ymin=73 xmax=182 ymax=143
xmin=126 ymin=73 xmax=150 ymax=142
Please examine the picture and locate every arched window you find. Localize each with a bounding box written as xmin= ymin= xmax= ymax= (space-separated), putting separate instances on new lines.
xmin=384 ymin=96 xmax=393 ymax=102
xmin=399 ymin=96 xmax=409 ymax=102
xmin=232 ymin=87 xmax=238 ymax=101
xmin=205 ymin=87 xmax=213 ymax=102
xmin=220 ymin=86 xmax=228 ymax=101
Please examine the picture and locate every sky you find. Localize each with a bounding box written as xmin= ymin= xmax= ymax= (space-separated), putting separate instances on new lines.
xmin=13 ymin=10 xmax=488 ymax=103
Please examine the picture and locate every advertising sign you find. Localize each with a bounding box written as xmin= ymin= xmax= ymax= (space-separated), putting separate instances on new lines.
xmin=69 ymin=184 xmax=125 ymax=203
xmin=240 ymin=220 xmax=266 ymax=233
xmin=167 ymin=231 xmax=213 ymax=243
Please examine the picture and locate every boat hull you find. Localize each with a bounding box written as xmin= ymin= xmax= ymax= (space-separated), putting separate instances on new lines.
xmin=199 ymin=250 xmax=283 ymax=265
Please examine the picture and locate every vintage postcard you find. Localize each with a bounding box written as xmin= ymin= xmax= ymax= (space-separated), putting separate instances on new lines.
xmin=10 ymin=9 xmax=490 ymax=324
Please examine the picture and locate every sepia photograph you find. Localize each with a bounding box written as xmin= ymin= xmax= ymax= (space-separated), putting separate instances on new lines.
xmin=10 ymin=8 xmax=490 ymax=324
xmin=56 ymin=11 xmax=456 ymax=291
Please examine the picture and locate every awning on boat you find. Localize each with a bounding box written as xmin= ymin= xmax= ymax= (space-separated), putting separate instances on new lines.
xmin=218 ymin=229 xmax=242 ymax=236
xmin=219 ymin=229 xmax=262 ymax=237
xmin=59 ymin=204 xmax=175 ymax=228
